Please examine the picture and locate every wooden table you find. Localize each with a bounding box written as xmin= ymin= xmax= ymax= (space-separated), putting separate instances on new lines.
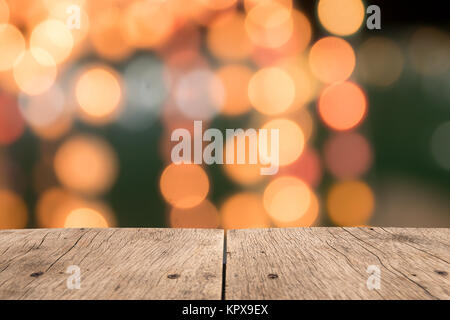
xmin=0 ymin=228 xmax=448 ymax=300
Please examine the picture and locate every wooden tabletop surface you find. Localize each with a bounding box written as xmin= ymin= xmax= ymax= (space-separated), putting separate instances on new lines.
xmin=0 ymin=227 xmax=448 ymax=300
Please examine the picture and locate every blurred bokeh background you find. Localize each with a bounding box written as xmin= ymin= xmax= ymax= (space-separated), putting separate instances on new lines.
xmin=0 ymin=0 xmax=449 ymax=229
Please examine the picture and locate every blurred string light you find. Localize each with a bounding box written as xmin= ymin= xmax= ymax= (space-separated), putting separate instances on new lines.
xmin=318 ymin=81 xmax=367 ymax=131
xmin=175 ymin=68 xmax=224 ymax=120
xmin=30 ymin=19 xmax=74 ymax=64
xmin=263 ymin=176 xmax=317 ymax=226
xmin=75 ymin=65 xmax=123 ymax=124
xmin=409 ymin=27 xmax=450 ymax=77
xmin=216 ymin=64 xmax=252 ymax=116
xmin=277 ymin=148 xmax=322 ymax=188
xmin=317 ymin=0 xmax=365 ymax=36
xmin=121 ymin=55 xmax=167 ymax=131
xmin=160 ymin=163 xmax=209 ymax=209
xmin=64 ymin=207 xmax=108 ymax=228
xmin=312 ymin=0 xmax=374 ymax=226
xmin=248 ymin=67 xmax=295 ymax=115
xmin=13 ymin=49 xmax=57 ymax=95
xmin=275 ymin=56 xmax=319 ymax=112
xmin=309 ymin=36 xmax=355 ymax=84
xmin=410 ymin=27 xmax=450 ymax=103
xmin=18 ymin=83 xmax=73 ymax=140
xmin=18 ymin=83 xmax=65 ymax=131
xmin=170 ymin=199 xmax=220 ymax=228
xmin=36 ymin=187 xmax=76 ymax=227
xmin=245 ymin=1 xmax=294 ymax=49
xmin=166 ymin=0 xmax=213 ymax=25
xmin=251 ymin=9 xmax=311 ymax=66
xmin=207 ymin=11 xmax=252 ymax=61
xmin=90 ymin=7 xmax=133 ymax=61
xmin=36 ymin=187 xmax=115 ymax=228
xmin=45 ymin=0 xmax=90 ymax=47
xmin=221 ymin=192 xmax=270 ymax=229
xmin=123 ymin=0 xmax=175 ymax=49
xmin=327 ymin=180 xmax=374 ymax=226
xmin=274 ymin=190 xmax=319 ymax=228
xmin=4 ymin=0 xmax=48 ymax=32
xmin=54 ymin=135 xmax=118 ymax=195
xmin=162 ymin=51 xmax=209 ymax=96
xmin=0 ymin=189 xmax=28 ymax=229
xmin=261 ymin=118 xmax=305 ymax=166
xmin=324 ymin=132 xmax=373 ymax=179
xmin=357 ymin=37 xmax=404 ymax=87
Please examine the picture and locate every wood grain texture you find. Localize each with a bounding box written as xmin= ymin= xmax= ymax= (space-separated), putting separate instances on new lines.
xmin=225 ymin=227 xmax=450 ymax=300
xmin=0 ymin=228 xmax=224 ymax=300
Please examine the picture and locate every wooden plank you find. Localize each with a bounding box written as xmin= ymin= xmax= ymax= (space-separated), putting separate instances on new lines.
xmin=225 ymin=227 xmax=450 ymax=300
xmin=0 ymin=228 xmax=224 ymax=300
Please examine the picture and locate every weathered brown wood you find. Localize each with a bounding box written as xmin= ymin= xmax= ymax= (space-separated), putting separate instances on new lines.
xmin=0 ymin=228 xmax=224 ymax=300
xmin=225 ymin=227 xmax=450 ymax=300
xmin=1 ymin=227 xmax=448 ymax=300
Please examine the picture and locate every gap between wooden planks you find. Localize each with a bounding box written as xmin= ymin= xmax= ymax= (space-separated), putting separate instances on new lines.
xmin=0 ymin=227 xmax=448 ymax=300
